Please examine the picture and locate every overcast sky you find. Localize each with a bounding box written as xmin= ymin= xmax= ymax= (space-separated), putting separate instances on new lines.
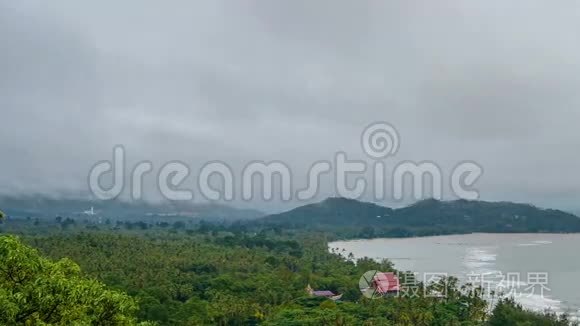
xmin=1 ymin=0 xmax=580 ymax=211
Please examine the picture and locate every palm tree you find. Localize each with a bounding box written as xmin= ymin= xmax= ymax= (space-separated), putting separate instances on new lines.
xmin=0 ymin=209 xmax=5 ymax=221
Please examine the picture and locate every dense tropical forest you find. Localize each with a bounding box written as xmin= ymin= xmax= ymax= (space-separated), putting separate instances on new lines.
xmin=1 ymin=206 xmax=578 ymax=325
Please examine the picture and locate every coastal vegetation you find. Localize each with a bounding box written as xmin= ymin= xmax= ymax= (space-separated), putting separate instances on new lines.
xmin=1 ymin=197 xmax=579 ymax=324
xmin=0 ymin=217 xmax=576 ymax=324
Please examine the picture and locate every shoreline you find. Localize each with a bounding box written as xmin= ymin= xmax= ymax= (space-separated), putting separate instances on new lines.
xmin=329 ymin=233 xmax=580 ymax=319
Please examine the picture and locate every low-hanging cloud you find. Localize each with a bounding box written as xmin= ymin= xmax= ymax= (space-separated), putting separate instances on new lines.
xmin=1 ymin=0 xmax=580 ymax=211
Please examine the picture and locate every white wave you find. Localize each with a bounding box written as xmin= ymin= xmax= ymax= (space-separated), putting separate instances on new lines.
xmin=463 ymin=247 xmax=497 ymax=273
xmin=533 ymin=240 xmax=553 ymax=245
xmin=517 ymin=240 xmax=553 ymax=247
xmin=516 ymin=294 xmax=563 ymax=314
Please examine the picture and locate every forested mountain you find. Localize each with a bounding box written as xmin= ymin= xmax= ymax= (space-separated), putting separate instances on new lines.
xmin=0 ymin=195 xmax=263 ymax=221
xmin=259 ymin=197 xmax=580 ymax=235
xmin=394 ymin=198 xmax=580 ymax=232
xmin=261 ymin=197 xmax=393 ymax=227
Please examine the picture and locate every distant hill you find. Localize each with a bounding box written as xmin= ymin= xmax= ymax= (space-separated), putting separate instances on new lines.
xmin=0 ymin=195 xmax=264 ymax=221
xmin=258 ymin=197 xmax=580 ymax=235
xmin=262 ymin=197 xmax=393 ymax=227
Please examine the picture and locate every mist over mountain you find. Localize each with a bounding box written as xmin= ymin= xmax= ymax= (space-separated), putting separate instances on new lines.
xmin=0 ymin=195 xmax=264 ymax=221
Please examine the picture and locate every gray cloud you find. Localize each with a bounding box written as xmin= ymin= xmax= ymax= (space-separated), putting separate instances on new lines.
xmin=1 ymin=0 xmax=579 ymax=211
